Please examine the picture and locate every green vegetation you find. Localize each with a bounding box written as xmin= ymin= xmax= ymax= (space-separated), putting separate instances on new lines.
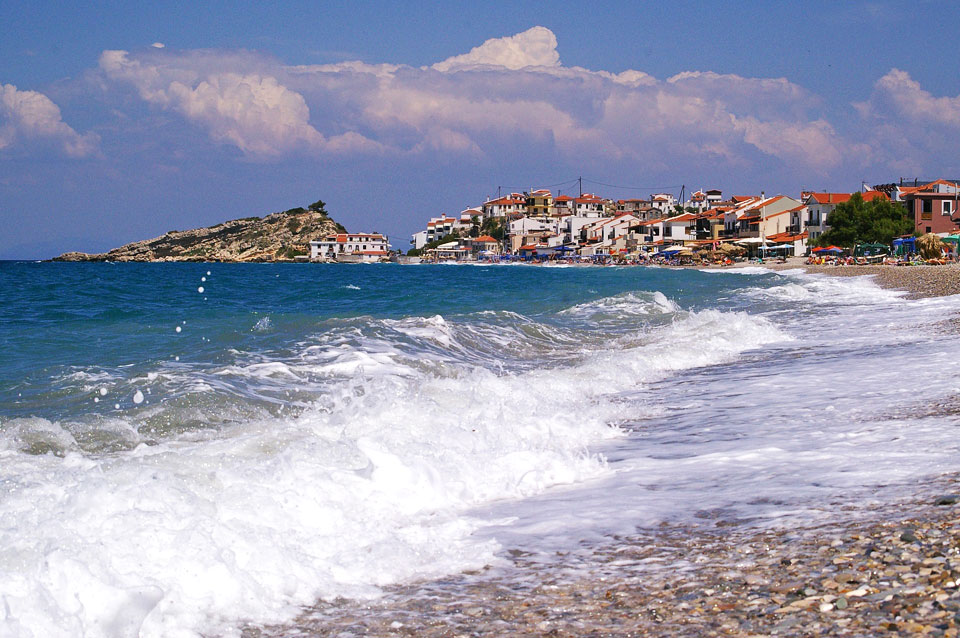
xmin=480 ymin=217 xmax=505 ymax=241
xmin=308 ymin=199 xmax=328 ymax=215
xmin=815 ymin=193 xmax=914 ymax=248
xmin=282 ymin=246 xmax=308 ymax=259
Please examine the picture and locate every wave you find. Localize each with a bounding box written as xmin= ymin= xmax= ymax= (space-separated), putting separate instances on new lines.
xmin=0 ymin=290 xmax=788 ymax=636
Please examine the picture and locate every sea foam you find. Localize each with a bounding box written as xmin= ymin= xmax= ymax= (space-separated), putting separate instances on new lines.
xmin=0 ymin=290 xmax=787 ymax=637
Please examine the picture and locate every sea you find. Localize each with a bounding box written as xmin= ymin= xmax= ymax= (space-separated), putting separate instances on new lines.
xmin=1 ymin=261 xmax=959 ymax=637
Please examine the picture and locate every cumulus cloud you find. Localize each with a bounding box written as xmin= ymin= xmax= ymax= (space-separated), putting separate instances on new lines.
xmin=0 ymin=83 xmax=99 ymax=157
xmin=99 ymin=49 xmax=377 ymax=156
xmin=867 ymin=68 xmax=960 ymax=128
xmin=432 ymin=26 xmax=560 ymax=71
xmin=853 ymin=68 xmax=960 ymax=174
xmin=96 ymin=28 xmax=849 ymax=172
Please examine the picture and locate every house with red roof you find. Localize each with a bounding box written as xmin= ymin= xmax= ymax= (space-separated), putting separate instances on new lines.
xmin=310 ymin=233 xmax=391 ymax=262
xmin=525 ymin=189 xmax=553 ymax=218
xmin=651 ymin=192 xmax=676 ymax=214
xmin=803 ymin=191 xmax=889 ymax=240
xmin=573 ymin=193 xmax=608 ymax=216
xmin=895 ymin=180 xmax=960 ymax=235
xmin=466 ymin=234 xmax=501 ymax=256
xmin=481 ymin=193 xmax=527 ymax=219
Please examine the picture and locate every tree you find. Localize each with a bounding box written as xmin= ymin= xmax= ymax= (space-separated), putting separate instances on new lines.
xmin=308 ymin=199 xmax=328 ymax=214
xmin=816 ymin=193 xmax=913 ymax=248
xmin=480 ymin=217 xmax=505 ymax=241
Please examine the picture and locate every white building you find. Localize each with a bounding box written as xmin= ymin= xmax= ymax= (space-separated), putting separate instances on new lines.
xmin=481 ymin=194 xmax=526 ymax=219
xmin=651 ymin=193 xmax=677 ymax=214
xmin=411 ymin=230 xmax=429 ymax=250
xmin=311 ymin=233 xmax=390 ymax=262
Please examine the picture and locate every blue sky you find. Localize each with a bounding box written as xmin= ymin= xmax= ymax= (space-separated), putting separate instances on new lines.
xmin=2 ymin=0 xmax=959 ymax=258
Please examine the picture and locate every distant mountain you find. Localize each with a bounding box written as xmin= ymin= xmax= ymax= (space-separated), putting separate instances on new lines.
xmin=54 ymin=207 xmax=343 ymax=262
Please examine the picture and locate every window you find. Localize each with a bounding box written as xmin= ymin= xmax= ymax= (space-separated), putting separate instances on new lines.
xmin=944 ymin=201 xmax=953 ymax=216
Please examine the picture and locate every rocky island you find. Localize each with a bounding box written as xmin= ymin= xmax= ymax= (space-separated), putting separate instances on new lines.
xmin=53 ymin=200 xmax=344 ymax=262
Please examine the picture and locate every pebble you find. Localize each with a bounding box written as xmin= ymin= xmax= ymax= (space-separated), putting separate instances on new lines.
xmin=252 ymin=473 xmax=960 ymax=638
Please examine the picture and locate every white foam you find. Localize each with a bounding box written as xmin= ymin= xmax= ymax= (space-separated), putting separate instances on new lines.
xmin=0 ymin=294 xmax=788 ymax=637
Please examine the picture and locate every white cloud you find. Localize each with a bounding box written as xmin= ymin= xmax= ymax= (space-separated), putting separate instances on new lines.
xmin=96 ymin=28 xmax=848 ymax=172
xmin=432 ymin=26 xmax=560 ymax=71
xmin=0 ymin=83 xmax=99 ymax=157
xmin=852 ymin=68 xmax=960 ymax=175
xmin=100 ymin=49 xmax=378 ymax=156
xmin=869 ymin=68 xmax=960 ymax=128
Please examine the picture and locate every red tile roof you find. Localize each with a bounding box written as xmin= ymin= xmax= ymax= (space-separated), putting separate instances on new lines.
xmin=767 ymin=231 xmax=809 ymax=242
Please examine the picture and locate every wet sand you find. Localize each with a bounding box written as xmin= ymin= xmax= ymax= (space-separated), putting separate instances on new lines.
xmin=245 ymin=261 xmax=960 ymax=638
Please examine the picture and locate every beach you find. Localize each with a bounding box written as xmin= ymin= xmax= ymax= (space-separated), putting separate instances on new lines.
xmin=258 ymin=478 xmax=960 ymax=637
xmin=4 ymin=263 xmax=960 ymax=637
xmin=248 ymin=263 xmax=960 ymax=638
xmin=761 ymin=259 xmax=960 ymax=300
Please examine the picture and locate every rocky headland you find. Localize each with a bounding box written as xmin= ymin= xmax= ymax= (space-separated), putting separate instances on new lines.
xmin=53 ymin=205 xmax=343 ymax=262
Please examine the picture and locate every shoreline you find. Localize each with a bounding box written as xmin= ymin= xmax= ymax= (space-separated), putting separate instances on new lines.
xmin=257 ymin=475 xmax=960 ymax=637
xmin=732 ymin=258 xmax=960 ymax=300
xmin=247 ymin=265 xmax=960 ymax=638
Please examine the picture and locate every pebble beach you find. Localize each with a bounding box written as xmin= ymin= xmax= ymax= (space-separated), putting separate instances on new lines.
xmin=766 ymin=260 xmax=960 ymax=299
xmin=242 ymin=264 xmax=960 ymax=638
xmin=254 ymin=481 xmax=960 ymax=637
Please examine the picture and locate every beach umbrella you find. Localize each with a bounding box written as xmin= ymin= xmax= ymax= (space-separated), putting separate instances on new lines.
xmin=812 ymin=246 xmax=843 ymax=254
xmin=718 ymin=243 xmax=746 ymax=256
xmin=917 ymin=233 xmax=946 ymax=259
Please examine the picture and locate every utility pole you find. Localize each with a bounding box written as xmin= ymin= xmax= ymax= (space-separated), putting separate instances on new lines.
xmin=578 ymin=176 xmax=582 ymax=197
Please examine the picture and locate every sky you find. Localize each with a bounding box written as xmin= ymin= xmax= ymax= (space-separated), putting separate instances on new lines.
xmin=2 ymin=0 xmax=959 ymax=258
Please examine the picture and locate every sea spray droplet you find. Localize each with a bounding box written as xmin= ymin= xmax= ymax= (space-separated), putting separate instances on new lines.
xmin=175 ymin=326 xmax=182 ymax=333
xmin=99 ymin=387 xmax=108 ymax=396
xmin=133 ymin=390 xmax=144 ymax=404
xmin=198 ymin=287 xmax=204 ymax=293
xmin=93 ymin=397 xmax=99 ymax=403
xmin=201 ymin=276 xmax=206 ymax=282
xmin=206 ymin=271 xmax=211 ymax=276
xmin=114 ymin=403 xmax=120 ymax=410
xmin=174 ymin=356 xmax=180 ymax=361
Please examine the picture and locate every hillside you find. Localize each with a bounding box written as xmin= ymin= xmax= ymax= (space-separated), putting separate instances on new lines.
xmin=54 ymin=206 xmax=343 ymax=262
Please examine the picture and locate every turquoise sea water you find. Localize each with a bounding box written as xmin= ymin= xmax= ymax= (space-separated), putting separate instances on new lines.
xmin=0 ymin=262 xmax=767 ymax=424
xmin=2 ymin=261 xmax=960 ymax=637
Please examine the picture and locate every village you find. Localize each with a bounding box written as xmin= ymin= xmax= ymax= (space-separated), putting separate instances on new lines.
xmin=386 ymin=178 xmax=960 ymax=264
